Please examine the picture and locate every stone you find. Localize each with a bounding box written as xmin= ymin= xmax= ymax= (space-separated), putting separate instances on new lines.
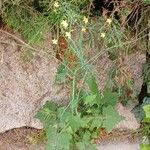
xmin=95 ymin=51 xmax=145 ymax=93
xmin=97 ymin=140 xmax=140 ymax=150
xmin=0 ymin=32 xmax=69 ymax=133
xmin=116 ymin=103 xmax=140 ymax=130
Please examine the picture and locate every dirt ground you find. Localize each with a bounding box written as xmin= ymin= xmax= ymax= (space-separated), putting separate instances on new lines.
xmin=0 ymin=127 xmax=141 ymax=150
xmin=0 ymin=127 xmax=45 ymax=150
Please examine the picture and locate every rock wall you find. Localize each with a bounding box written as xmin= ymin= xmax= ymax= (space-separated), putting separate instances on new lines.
xmin=0 ymin=33 xmax=69 ymax=132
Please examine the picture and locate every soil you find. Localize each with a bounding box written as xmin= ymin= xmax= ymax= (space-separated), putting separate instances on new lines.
xmin=0 ymin=127 xmax=141 ymax=150
xmin=0 ymin=127 xmax=45 ymax=150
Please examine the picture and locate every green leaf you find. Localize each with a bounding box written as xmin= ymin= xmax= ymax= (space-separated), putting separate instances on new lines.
xmin=46 ymin=127 xmax=57 ymax=150
xmin=83 ymin=131 xmax=91 ymax=141
xmin=76 ymin=131 xmax=97 ymax=149
xmin=58 ymin=108 xmax=72 ymax=122
xmin=65 ymin=126 xmax=74 ymax=134
xmin=86 ymin=75 xmax=99 ymax=94
xmin=91 ymin=130 xmax=99 ymax=139
xmin=143 ymin=118 xmax=150 ymax=123
xmin=55 ymin=63 xmax=67 ymax=84
xmin=46 ymin=128 xmax=72 ymax=150
xmin=103 ymin=106 xmax=122 ymax=132
xmin=102 ymin=90 xmax=118 ymax=106
xmin=147 ymin=82 xmax=150 ymax=93
xmin=140 ymin=144 xmax=150 ymax=150
xmin=71 ymin=96 xmax=79 ymax=109
xmin=91 ymin=117 xmax=103 ymax=128
xmin=144 ymin=0 xmax=150 ymax=4
xmin=35 ymin=101 xmax=57 ymax=116
xmin=68 ymin=114 xmax=88 ymax=132
xmin=59 ymin=112 xmax=89 ymax=132
xmin=86 ymin=75 xmax=101 ymax=105
xmin=143 ymin=104 xmax=150 ymax=119
xmin=35 ymin=101 xmax=58 ymax=129
xmin=85 ymin=94 xmax=97 ymax=106
xmin=58 ymin=132 xmax=72 ymax=150
xmin=76 ymin=142 xmax=86 ymax=150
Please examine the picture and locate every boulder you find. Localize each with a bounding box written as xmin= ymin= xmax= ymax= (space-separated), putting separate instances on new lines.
xmin=95 ymin=51 xmax=145 ymax=93
xmin=0 ymin=32 xmax=69 ymax=133
xmin=116 ymin=103 xmax=140 ymax=130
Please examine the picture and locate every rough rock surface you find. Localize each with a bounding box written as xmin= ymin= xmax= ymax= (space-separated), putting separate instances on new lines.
xmin=95 ymin=51 xmax=145 ymax=93
xmin=116 ymin=103 xmax=140 ymax=130
xmin=0 ymin=32 xmax=69 ymax=133
xmin=97 ymin=140 xmax=140 ymax=150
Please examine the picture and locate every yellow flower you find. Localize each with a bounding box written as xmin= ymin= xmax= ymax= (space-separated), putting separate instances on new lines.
xmin=52 ymin=39 xmax=58 ymax=45
xmin=54 ymin=2 xmax=60 ymax=8
xmin=71 ymin=29 xmax=74 ymax=32
xmin=83 ymin=16 xmax=88 ymax=24
xmin=100 ymin=33 xmax=106 ymax=38
xmin=106 ymin=18 xmax=112 ymax=25
xmin=81 ymin=27 xmax=86 ymax=32
xmin=65 ymin=32 xmax=71 ymax=39
xmin=61 ymin=20 xmax=68 ymax=29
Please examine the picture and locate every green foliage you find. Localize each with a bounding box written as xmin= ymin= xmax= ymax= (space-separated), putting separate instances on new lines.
xmin=140 ymin=144 xmax=150 ymax=150
xmin=101 ymin=90 xmax=118 ymax=107
xmin=139 ymin=103 xmax=150 ymax=149
xmin=1 ymin=0 xmax=150 ymax=149
xmin=144 ymin=0 xmax=150 ymax=4
xmin=46 ymin=127 xmax=72 ymax=150
xmin=102 ymin=106 xmax=123 ymax=132
xmin=3 ymin=3 xmax=50 ymax=44
xmin=35 ymin=74 xmax=122 ymax=149
xmin=132 ymin=97 xmax=150 ymax=122
xmin=35 ymin=101 xmax=58 ymax=129
xmin=143 ymin=63 xmax=150 ymax=93
xmin=143 ymin=104 xmax=150 ymax=121
xmin=1 ymin=0 xmax=86 ymax=44
xmin=55 ymin=63 xmax=68 ymax=84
